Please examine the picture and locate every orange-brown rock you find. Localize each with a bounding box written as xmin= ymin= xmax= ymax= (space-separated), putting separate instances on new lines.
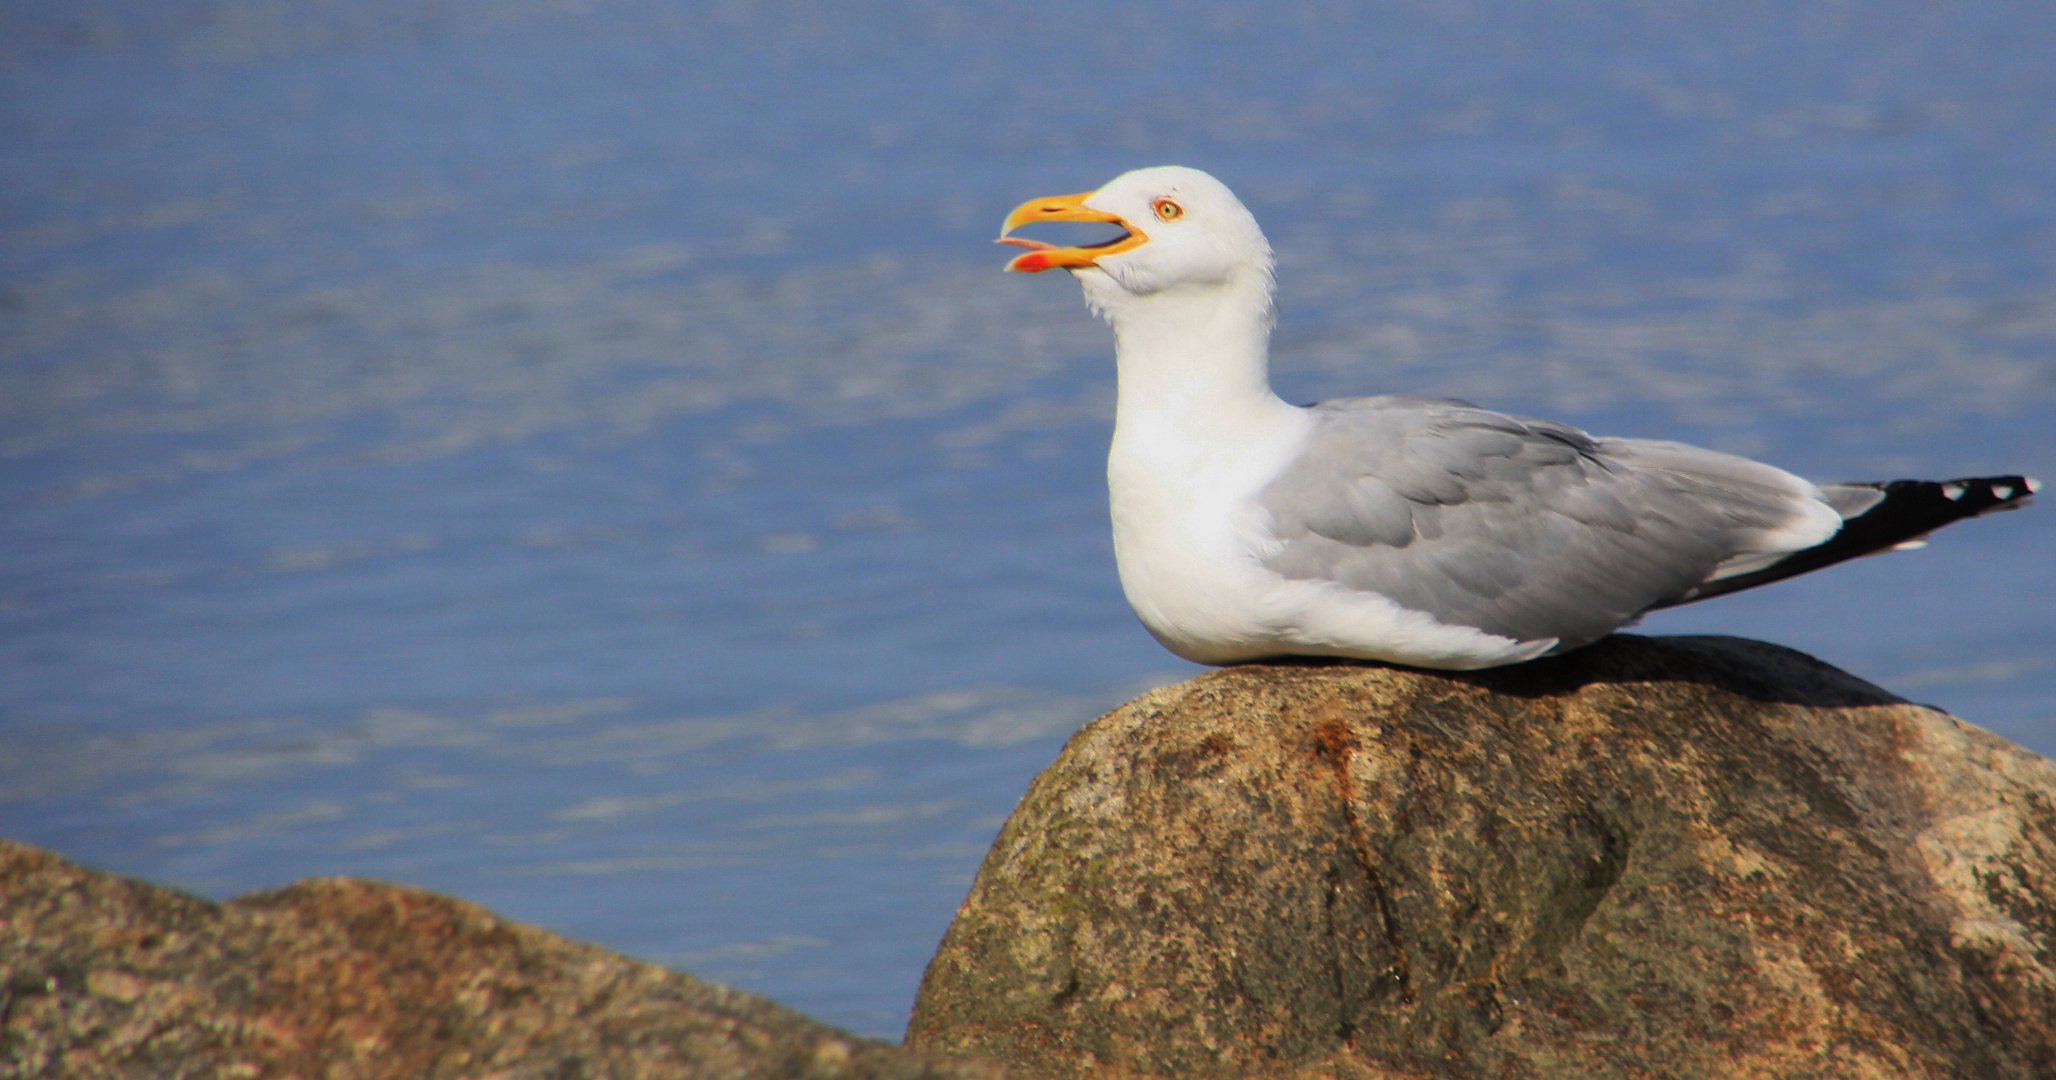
xmin=0 ymin=840 xmax=999 ymax=1080
xmin=907 ymin=635 xmax=2056 ymax=1079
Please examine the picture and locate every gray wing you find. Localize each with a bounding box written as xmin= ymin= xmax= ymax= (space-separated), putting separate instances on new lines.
xmin=1257 ymin=396 xmax=1825 ymax=649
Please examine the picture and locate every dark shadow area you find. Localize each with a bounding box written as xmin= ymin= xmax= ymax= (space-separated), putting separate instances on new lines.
xmin=1243 ymin=633 xmax=1909 ymax=710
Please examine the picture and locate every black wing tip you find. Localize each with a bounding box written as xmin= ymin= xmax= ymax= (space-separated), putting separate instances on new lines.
xmin=1878 ymin=474 xmax=2038 ymax=518
xmin=1653 ymin=472 xmax=2037 ymax=610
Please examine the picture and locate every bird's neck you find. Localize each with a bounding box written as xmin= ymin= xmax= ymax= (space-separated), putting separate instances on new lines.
xmin=1091 ymin=270 xmax=1293 ymax=436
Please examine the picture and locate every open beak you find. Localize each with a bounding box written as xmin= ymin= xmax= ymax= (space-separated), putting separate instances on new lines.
xmin=996 ymin=192 xmax=1148 ymax=272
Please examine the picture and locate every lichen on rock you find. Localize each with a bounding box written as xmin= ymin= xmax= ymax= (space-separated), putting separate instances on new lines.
xmin=907 ymin=635 xmax=2056 ymax=1079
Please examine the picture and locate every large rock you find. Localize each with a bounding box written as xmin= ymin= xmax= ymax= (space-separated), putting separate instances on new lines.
xmin=0 ymin=840 xmax=1000 ymax=1080
xmin=907 ymin=635 xmax=2056 ymax=1079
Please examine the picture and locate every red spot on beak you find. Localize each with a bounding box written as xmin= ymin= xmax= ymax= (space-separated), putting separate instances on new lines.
xmin=997 ymin=237 xmax=1062 ymax=272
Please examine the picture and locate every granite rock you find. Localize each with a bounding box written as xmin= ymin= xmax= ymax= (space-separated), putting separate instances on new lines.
xmin=908 ymin=635 xmax=2056 ymax=1079
xmin=0 ymin=840 xmax=1001 ymax=1080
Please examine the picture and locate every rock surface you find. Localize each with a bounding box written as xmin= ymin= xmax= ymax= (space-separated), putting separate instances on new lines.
xmin=908 ymin=635 xmax=2056 ymax=1080
xmin=0 ymin=840 xmax=1000 ymax=1080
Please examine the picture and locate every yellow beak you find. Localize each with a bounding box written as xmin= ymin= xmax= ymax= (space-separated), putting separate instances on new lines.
xmin=996 ymin=191 xmax=1148 ymax=272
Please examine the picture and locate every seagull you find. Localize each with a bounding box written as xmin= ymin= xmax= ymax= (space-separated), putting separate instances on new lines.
xmin=998 ymin=166 xmax=2039 ymax=670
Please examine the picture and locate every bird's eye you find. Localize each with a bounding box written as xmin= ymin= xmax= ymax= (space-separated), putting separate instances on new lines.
xmin=1153 ymin=198 xmax=1184 ymax=221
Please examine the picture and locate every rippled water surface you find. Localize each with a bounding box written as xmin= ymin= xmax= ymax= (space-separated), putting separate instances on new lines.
xmin=4 ymin=0 xmax=2054 ymax=1036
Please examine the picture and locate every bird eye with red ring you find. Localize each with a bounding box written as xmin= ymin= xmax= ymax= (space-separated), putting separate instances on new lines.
xmin=1152 ymin=198 xmax=1184 ymax=221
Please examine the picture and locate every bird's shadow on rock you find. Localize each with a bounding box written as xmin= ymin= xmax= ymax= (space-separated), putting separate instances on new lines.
xmin=1245 ymin=633 xmax=1909 ymax=711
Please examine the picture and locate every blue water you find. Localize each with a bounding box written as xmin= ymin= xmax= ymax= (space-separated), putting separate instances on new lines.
xmin=3 ymin=0 xmax=2053 ymax=1037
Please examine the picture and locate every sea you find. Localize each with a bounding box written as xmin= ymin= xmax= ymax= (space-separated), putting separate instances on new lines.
xmin=3 ymin=0 xmax=2052 ymax=1038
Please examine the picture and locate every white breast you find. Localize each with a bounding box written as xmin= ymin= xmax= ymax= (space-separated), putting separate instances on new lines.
xmin=1105 ymin=403 xmax=1305 ymax=662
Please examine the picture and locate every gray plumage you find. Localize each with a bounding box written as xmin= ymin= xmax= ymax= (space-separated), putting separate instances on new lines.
xmin=1257 ymin=396 xmax=1829 ymax=651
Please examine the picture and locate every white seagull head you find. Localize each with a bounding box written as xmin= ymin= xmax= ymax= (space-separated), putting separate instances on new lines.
xmin=998 ymin=166 xmax=1273 ymax=303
